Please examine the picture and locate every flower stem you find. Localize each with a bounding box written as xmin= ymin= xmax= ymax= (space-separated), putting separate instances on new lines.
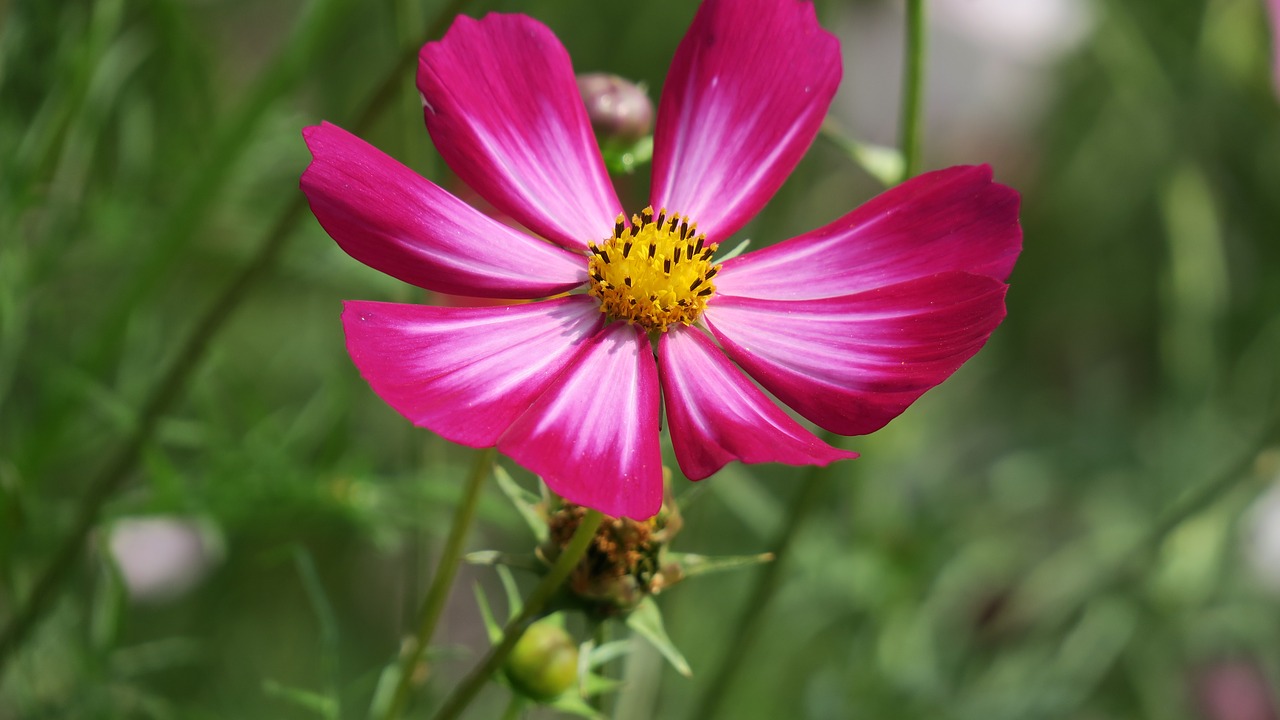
xmin=0 ymin=0 xmax=478 ymax=678
xmin=431 ymin=509 xmax=607 ymax=720
xmin=381 ymin=447 xmax=496 ymax=720
xmin=898 ymin=0 xmax=927 ymax=181
xmin=687 ymin=456 xmax=841 ymax=720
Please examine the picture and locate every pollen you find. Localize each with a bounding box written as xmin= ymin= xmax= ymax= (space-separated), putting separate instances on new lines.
xmin=587 ymin=207 xmax=721 ymax=332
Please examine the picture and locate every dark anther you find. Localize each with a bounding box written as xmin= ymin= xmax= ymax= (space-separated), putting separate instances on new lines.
xmin=697 ymin=287 xmax=713 ymax=296
xmin=695 ymin=237 xmax=705 ymax=254
xmin=624 ymin=276 xmax=633 ymax=287
xmin=630 ymin=225 xmax=640 ymax=237
xmin=656 ymin=211 xmax=666 ymax=228
xmin=614 ymin=219 xmax=625 ymax=237
xmin=600 ymin=250 xmax=611 ymax=263
xmin=679 ymin=220 xmax=689 ymax=238
xmin=648 ymin=243 xmax=656 ymax=259
xmin=591 ymin=271 xmax=605 ymax=282
xmin=689 ymin=278 xmax=703 ymax=291
xmin=663 ymin=259 xmax=672 ymax=274
xmin=623 ymin=241 xmax=632 ymax=257
xmin=705 ymin=266 xmax=719 ymax=279
xmin=674 ymin=247 xmax=682 ymax=263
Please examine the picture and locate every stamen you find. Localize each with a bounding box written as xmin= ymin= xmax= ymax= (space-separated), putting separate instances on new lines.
xmin=585 ymin=206 xmax=719 ymax=332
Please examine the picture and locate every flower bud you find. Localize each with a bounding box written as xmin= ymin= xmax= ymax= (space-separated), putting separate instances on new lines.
xmin=577 ymin=73 xmax=653 ymax=143
xmin=503 ymin=617 xmax=579 ymax=702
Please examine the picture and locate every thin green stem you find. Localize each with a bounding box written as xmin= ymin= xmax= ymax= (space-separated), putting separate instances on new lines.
xmin=687 ymin=453 xmax=841 ymax=720
xmin=499 ymin=694 xmax=524 ymax=720
xmin=431 ymin=509 xmax=607 ymax=720
xmin=898 ymin=0 xmax=926 ymax=181
xmin=381 ymin=448 xmax=496 ymax=720
xmin=589 ymin=621 xmax=609 ymax=714
xmin=0 ymin=0 xmax=479 ymax=677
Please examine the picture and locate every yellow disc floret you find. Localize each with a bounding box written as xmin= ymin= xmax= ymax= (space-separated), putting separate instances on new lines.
xmin=587 ymin=207 xmax=721 ymax=332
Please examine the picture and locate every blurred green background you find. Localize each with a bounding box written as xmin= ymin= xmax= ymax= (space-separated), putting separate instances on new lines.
xmin=3 ymin=0 xmax=1280 ymax=717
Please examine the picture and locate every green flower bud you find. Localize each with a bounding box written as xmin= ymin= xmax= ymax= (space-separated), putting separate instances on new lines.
xmin=503 ymin=617 xmax=579 ymax=702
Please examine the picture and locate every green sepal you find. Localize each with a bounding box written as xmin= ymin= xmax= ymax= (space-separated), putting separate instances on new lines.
xmin=546 ymin=693 xmax=606 ymax=719
xmin=625 ymin=597 xmax=692 ymax=677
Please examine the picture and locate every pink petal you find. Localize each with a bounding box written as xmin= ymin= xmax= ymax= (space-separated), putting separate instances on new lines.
xmin=499 ymin=322 xmax=662 ymax=520
xmin=650 ymin=0 xmax=841 ymax=242
xmin=714 ymin=165 xmax=1022 ymax=301
xmin=703 ymin=273 xmax=1008 ymax=436
xmin=303 ymin=123 xmax=587 ymax=299
xmin=418 ymin=14 xmax=622 ymax=251
xmin=342 ymin=296 xmax=603 ymax=447
xmin=659 ymin=327 xmax=857 ymax=481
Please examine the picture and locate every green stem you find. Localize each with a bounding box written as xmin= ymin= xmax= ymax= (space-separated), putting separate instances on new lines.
xmin=431 ymin=509 xmax=606 ymax=720
xmin=589 ymin=621 xmax=609 ymax=714
xmin=381 ymin=448 xmax=496 ymax=720
xmin=898 ymin=0 xmax=926 ymax=181
xmin=688 ymin=454 xmax=841 ymax=720
xmin=0 ymin=0 xmax=479 ymax=677
xmin=499 ymin=694 xmax=525 ymax=720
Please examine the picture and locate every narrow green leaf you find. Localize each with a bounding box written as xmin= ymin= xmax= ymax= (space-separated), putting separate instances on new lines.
xmin=465 ymin=551 xmax=545 ymax=573
xmin=262 ymin=679 xmax=338 ymax=719
xmin=586 ymin=639 xmax=632 ymax=669
xmin=666 ymin=551 xmax=775 ymax=580
xmin=493 ymin=464 xmax=548 ymax=543
xmin=625 ymin=597 xmax=691 ymax=677
xmin=473 ymin=582 xmax=503 ymax=644
xmin=497 ymin=565 xmax=523 ymax=619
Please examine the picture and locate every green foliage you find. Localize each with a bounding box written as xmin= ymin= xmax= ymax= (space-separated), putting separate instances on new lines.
xmin=2 ymin=0 xmax=1280 ymax=717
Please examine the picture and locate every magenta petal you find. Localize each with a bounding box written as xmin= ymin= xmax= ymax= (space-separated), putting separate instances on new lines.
xmin=659 ymin=327 xmax=857 ymax=481
xmin=303 ymin=123 xmax=587 ymax=298
xmin=650 ymin=0 xmax=841 ymax=242
xmin=715 ymin=165 xmax=1022 ymax=301
xmin=342 ymin=296 xmax=603 ymax=447
xmin=704 ymin=273 xmax=1008 ymax=436
xmin=418 ymin=13 xmax=622 ymax=250
xmin=499 ymin=323 xmax=662 ymax=520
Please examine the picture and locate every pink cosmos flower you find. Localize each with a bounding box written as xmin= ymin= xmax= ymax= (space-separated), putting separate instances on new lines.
xmin=301 ymin=0 xmax=1022 ymax=520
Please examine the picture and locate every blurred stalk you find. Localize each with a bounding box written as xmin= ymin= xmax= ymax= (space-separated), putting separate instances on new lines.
xmin=380 ymin=448 xmax=495 ymax=720
xmin=898 ymin=0 xmax=926 ymax=181
xmin=429 ymin=510 xmax=607 ymax=720
xmin=0 ymin=0 xmax=479 ymax=678
xmin=1008 ymin=409 xmax=1280 ymax=635
xmin=686 ymin=454 xmax=839 ymax=720
xmin=81 ymin=0 xmax=358 ymax=374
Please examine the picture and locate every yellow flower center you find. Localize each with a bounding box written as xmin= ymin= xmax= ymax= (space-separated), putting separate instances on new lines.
xmin=587 ymin=207 xmax=721 ymax=332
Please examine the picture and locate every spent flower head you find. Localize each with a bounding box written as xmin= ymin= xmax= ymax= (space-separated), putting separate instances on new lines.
xmin=301 ymin=0 xmax=1022 ymax=520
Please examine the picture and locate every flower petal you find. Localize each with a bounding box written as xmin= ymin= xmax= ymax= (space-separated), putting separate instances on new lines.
xmin=303 ymin=123 xmax=587 ymax=298
xmin=418 ymin=13 xmax=622 ymax=250
xmin=659 ymin=327 xmax=857 ymax=481
xmin=342 ymin=296 xmax=603 ymax=447
xmin=650 ymin=0 xmax=841 ymax=242
xmin=704 ymin=273 xmax=1008 ymax=436
xmin=499 ymin=322 xmax=662 ymax=520
xmin=714 ymin=165 xmax=1022 ymax=300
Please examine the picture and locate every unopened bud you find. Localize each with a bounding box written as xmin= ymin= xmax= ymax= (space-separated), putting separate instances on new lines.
xmin=504 ymin=617 xmax=579 ymax=702
xmin=577 ymin=73 xmax=653 ymax=142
